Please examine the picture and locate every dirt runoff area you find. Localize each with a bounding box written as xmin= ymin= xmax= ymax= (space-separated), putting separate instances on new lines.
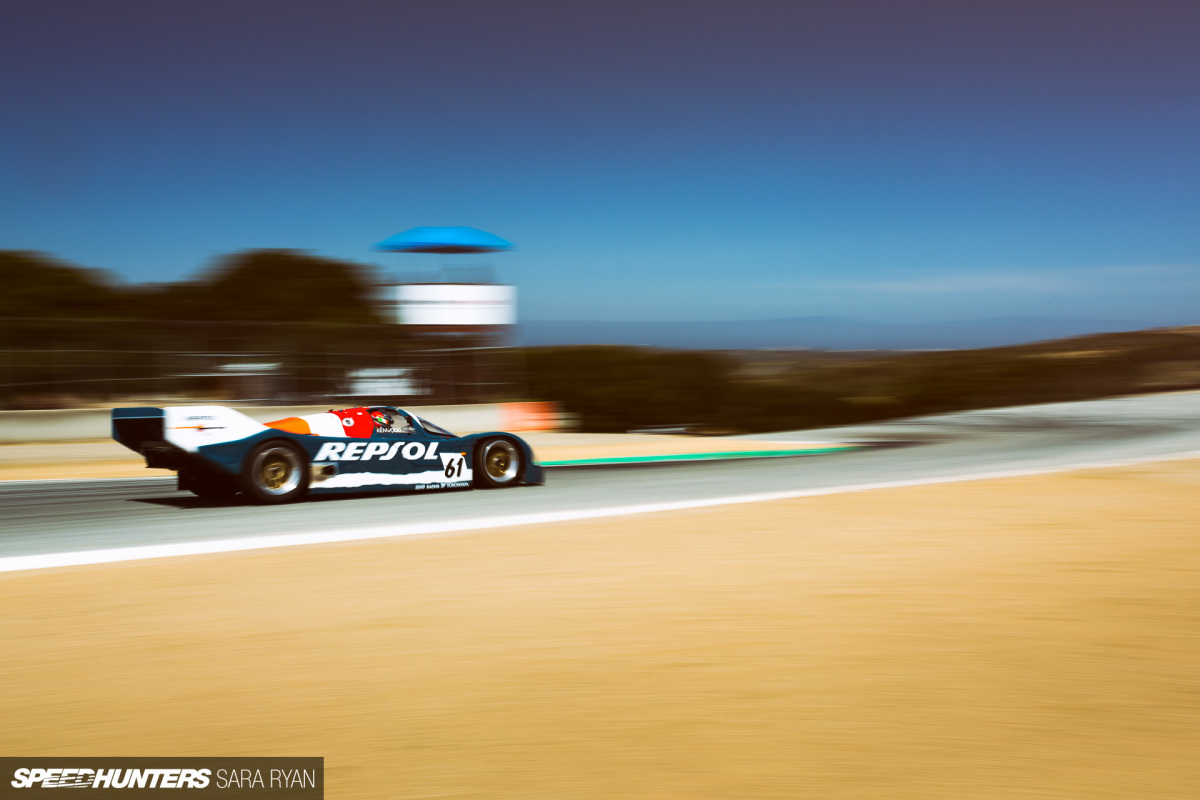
xmin=3 ymin=459 xmax=1200 ymax=799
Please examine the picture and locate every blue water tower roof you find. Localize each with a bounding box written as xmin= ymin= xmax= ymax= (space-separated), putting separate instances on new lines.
xmin=376 ymin=226 xmax=513 ymax=254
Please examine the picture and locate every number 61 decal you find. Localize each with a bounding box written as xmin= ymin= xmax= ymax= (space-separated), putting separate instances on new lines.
xmin=440 ymin=452 xmax=466 ymax=479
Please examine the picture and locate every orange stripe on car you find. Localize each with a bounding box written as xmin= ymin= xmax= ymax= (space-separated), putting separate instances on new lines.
xmin=264 ymin=417 xmax=313 ymax=435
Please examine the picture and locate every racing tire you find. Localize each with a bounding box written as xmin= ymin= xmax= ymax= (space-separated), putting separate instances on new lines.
xmin=241 ymin=441 xmax=309 ymax=504
xmin=180 ymin=468 xmax=239 ymax=503
xmin=475 ymin=438 xmax=522 ymax=489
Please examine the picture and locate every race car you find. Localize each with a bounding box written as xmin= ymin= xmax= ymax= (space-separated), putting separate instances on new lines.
xmin=112 ymin=405 xmax=545 ymax=504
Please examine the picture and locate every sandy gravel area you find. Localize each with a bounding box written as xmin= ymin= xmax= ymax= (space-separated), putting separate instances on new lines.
xmin=2 ymin=459 xmax=1199 ymax=798
xmin=0 ymin=434 xmax=839 ymax=481
xmin=0 ymin=441 xmax=173 ymax=481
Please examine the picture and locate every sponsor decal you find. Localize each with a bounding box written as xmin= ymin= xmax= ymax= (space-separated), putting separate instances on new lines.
xmin=0 ymin=758 xmax=321 ymax=797
xmin=175 ymin=414 xmax=225 ymax=431
xmin=311 ymin=459 xmax=473 ymax=490
xmin=313 ymin=440 xmax=442 ymax=462
xmin=172 ymin=426 xmax=226 ymax=431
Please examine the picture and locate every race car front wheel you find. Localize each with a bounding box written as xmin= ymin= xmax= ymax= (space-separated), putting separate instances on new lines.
xmin=476 ymin=438 xmax=521 ymax=488
xmin=242 ymin=441 xmax=309 ymax=504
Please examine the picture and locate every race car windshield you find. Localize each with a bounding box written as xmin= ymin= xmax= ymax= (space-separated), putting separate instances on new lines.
xmin=418 ymin=417 xmax=456 ymax=437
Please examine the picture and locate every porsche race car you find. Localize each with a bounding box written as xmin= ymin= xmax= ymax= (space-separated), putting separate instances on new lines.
xmin=112 ymin=405 xmax=545 ymax=504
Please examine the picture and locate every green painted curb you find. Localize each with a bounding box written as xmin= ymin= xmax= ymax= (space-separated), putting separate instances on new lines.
xmin=542 ymin=445 xmax=859 ymax=468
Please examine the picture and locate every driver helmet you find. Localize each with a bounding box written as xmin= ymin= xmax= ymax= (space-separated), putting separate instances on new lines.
xmin=370 ymin=409 xmax=393 ymax=428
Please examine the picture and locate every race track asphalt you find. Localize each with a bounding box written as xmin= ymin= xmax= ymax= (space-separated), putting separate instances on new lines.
xmin=2 ymin=391 xmax=1198 ymax=561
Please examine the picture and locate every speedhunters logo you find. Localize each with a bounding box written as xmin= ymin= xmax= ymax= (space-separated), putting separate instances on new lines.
xmin=1 ymin=760 xmax=321 ymax=798
xmin=11 ymin=769 xmax=212 ymax=789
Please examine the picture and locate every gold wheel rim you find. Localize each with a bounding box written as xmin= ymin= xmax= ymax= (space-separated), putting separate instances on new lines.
xmin=484 ymin=441 xmax=518 ymax=482
xmin=253 ymin=446 xmax=302 ymax=495
xmin=261 ymin=456 xmax=290 ymax=489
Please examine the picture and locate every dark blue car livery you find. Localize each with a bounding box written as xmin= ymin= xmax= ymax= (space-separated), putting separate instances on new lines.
xmin=112 ymin=405 xmax=544 ymax=504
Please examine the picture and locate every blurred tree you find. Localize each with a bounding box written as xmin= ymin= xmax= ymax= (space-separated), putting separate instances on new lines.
xmin=2 ymin=248 xmax=385 ymax=324
xmin=167 ymin=249 xmax=384 ymax=324
xmin=524 ymin=346 xmax=731 ymax=431
xmin=0 ymin=251 xmax=122 ymax=318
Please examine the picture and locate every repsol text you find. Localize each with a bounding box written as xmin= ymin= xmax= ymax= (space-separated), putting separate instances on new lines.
xmin=313 ymin=440 xmax=440 ymax=462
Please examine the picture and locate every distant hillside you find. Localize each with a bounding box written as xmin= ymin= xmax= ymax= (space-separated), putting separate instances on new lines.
xmin=521 ymin=326 xmax=1200 ymax=433
xmin=519 ymin=316 xmax=1175 ymax=351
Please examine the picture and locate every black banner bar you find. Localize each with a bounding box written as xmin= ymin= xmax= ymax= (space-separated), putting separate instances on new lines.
xmin=0 ymin=759 xmax=322 ymax=798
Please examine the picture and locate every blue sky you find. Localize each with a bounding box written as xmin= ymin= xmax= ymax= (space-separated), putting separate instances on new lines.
xmin=2 ymin=0 xmax=1198 ymax=325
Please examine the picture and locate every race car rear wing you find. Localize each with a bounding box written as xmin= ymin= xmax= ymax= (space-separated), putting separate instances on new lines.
xmin=113 ymin=406 xmax=270 ymax=462
xmin=112 ymin=406 xmax=166 ymax=454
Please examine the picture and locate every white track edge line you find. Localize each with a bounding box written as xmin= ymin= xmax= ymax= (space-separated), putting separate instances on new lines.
xmin=2 ymin=447 xmax=1200 ymax=574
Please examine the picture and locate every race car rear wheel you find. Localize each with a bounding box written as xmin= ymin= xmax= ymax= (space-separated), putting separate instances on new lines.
xmin=242 ymin=441 xmax=309 ymax=504
xmin=476 ymin=438 xmax=521 ymax=488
